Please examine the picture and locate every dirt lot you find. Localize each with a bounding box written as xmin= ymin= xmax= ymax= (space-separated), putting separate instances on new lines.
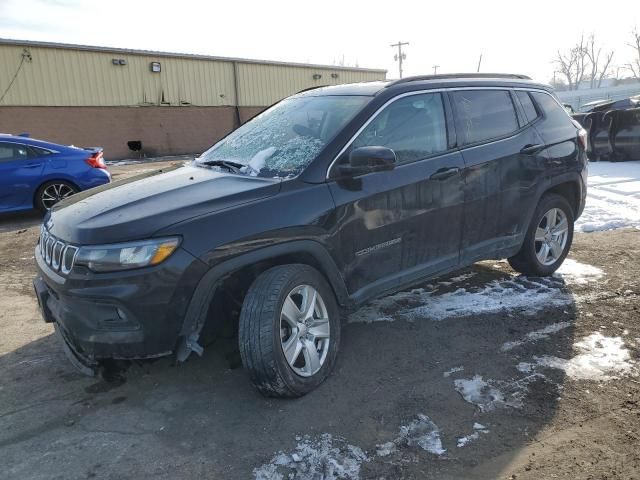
xmin=1 ymin=160 xmax=639 ymax=480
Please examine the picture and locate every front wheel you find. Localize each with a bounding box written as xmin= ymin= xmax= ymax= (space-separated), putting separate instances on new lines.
xmin=508 ymin=193 xmax=575 ymax=276
xmin=238 ymin=264 xmax=341 ymax=397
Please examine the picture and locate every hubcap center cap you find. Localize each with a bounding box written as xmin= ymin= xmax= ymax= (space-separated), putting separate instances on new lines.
xmin=298 ymin=323 xmax=308 ymax=337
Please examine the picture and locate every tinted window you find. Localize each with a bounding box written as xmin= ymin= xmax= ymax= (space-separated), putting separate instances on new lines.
xmin=515 ymin=91 xmax=539 ymax=123
xmin=29 ymin=146 xmax=52 ymax=156
xmin=352 ymin=93 xmax=448 ymax=164
xmin=530 ymin=92 xmax=572 ymax=128
xmin=0 ymin=143 xmax=29 ymax=163
xmin=451 ymin=90 xmax=518 ymax=145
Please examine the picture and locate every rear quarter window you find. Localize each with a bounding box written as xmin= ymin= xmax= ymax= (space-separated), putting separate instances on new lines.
xmin=451 ymin=90 xmax=519 ymax=145
xmin=515 ymin=91 xmax=540 ymax=124
xmin=530 ymin=92 xmax=576 ymax=142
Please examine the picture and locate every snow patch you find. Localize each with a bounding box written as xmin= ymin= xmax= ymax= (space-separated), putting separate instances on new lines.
xmin=456 ymin=423 xmax=490 ymax=448
xmin=443 ymin=366 xmax=465 ymax=377
xmin=576 ymin=161 xmax=640 ymax=232
xmin=454 ymin=374 xmax=546 ymax=411
xmin=242 ymin=147 xmax=277 ymax=176
xmin=376 ymin=414 xmax=446 ymax=457
xmin=501 ymin=322 xmax=572 ymax=352
xmin=375 ymin=441 xmax=396 ymax=457
xmin=403 ymin=277 xmax=572 ymax=322
xmin=554 ymin=259 xmax=605 ymax=284
xmin=527 ymin=332 xmax=635 ymax=381
xmin=349 ymin=260 xmax=601 ymax=324
xmin=254 ymin=434 xmax=368 ymax=480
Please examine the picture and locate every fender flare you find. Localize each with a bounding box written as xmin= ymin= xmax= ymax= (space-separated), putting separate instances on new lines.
xmin=175 ymin=240 xmax=350 ymax=361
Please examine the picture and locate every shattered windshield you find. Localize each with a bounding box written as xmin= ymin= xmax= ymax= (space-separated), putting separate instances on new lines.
xmin=196 ymin=95 xmax=370 ymax=178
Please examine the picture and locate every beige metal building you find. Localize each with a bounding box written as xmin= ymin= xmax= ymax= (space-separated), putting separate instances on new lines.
xmin=0 ymin=39 xmax=386 ymax=159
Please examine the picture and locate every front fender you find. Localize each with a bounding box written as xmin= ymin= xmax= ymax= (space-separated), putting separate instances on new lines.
xmin=175 ymin=239 xmax=349 ymax=361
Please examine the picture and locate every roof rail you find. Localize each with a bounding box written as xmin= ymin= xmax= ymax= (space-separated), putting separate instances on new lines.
xmin=386 ymin=73 xmax=532 ymax=87
xmin=296 ymin=85 xmax=328 ymax=94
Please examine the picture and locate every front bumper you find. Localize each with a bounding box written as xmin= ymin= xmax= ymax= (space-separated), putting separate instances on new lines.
xmin=34 ymin=243 xmax=207 ymax=366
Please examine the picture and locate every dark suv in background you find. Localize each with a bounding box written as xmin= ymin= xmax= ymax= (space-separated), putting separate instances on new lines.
xmin=34 ymin=74 xmax=587 ymax=397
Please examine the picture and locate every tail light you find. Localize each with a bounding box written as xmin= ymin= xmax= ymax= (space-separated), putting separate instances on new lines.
xmin=577 ymin=128 xmax=588 ymax=150
xmin=85 ymin=151 xmax=106 ymax=169
xmin=571 ymin=119 xmax=588 ymax=151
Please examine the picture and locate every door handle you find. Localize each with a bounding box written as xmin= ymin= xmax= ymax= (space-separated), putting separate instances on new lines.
xmin=520 ymin=144 xmax=544 ymax=155
xmin=23 ymin=162 xmax=42 ymax=169
xmin=430 ymin=167 xmax=460 ymax=181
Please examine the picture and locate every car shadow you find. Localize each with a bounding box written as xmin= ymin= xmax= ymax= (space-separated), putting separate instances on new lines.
xmin=0 ymin=210 xmax=42 ymax=234
xmin=0 ymin=263 xmax=577 ymax=479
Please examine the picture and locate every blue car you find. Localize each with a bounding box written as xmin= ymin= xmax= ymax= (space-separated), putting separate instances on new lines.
xmin=0 ymin=134 xmax=111 ymax=212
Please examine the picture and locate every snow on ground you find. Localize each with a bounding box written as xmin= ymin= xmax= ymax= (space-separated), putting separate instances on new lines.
xmin=500 ymin=322 xmax=572 ymax=352
xmin=376 ymin=414 xmax=446 ymax=457
xmin=456 ymin=423 xmax=489 ymax=448
xmin=349 ymin=259 xmax=603 ymax=325
xmin=254 ymin=434 xmax=368 ymax=480
xmin=443 ymin=366 xmax=465 ymax=377
xmin=576 ymin=160 xmax=640 ymax=232
xmin=553 ymin=259 xmax=604 ymax=284
xmin=453 ymin=374 xmax=545 ymax=412
xmin=518 ymin=332 xmax=636 ymax=381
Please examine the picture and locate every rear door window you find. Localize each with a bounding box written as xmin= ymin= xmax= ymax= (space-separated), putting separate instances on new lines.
xmin=0 ymin=143 xmax=29 ymax=163
xmin=450 ymin=90 xmax=519 ymax=145
xmin=351 ymin=93 xmax=448 ymax=164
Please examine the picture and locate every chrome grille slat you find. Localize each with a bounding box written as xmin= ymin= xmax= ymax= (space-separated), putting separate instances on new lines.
xmin=51 ymin=241 xmax=64 ymax=270
xmin=61 ymin=245 xmax=78 ymax=274
xmin=45 ymin=237 xmax=54 ymax=263
xmin=40 ymin=227 xmax=77 ymax=274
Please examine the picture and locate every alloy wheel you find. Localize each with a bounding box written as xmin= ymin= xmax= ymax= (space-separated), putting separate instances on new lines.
xmin=41 ymin=183 xmax=75 ymax=210
xmin=279 ymin=284 xmax=331 ymax=377
xmin=534 ymin=207 xmax=569 ymax=266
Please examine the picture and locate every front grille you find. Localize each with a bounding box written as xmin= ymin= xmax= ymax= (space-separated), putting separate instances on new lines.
xmin=39 ymin=226 xmax=78 ymax=274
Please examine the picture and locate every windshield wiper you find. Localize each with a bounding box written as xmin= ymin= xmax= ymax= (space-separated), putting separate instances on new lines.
xmin=199 ymin=159 xmax=245 ymax=174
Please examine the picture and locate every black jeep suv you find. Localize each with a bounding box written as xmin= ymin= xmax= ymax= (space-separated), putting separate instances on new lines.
xmin=34 ymin=74 xmax=588 ymax=397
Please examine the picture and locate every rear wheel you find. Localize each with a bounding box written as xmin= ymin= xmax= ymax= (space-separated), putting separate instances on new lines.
xmin=238 ymin=264 xmax=340 ymax=397
xmin=508 ymin=193 xmax=574 ymax=276
xmin=35 ymin=180 xmax=78 ymax=212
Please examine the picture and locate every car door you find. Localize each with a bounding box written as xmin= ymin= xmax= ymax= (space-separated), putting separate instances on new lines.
xmin=0 ymin=142 xmax=47 ymax=211
xmin=328 ymin=92 xmax=465 ymax=300
xmin=449 ymin=88 xmax=547 ymax=264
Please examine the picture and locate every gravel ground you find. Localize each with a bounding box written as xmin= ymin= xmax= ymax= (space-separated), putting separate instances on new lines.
xmin=0 ymin=159 xmax=638 ymax=480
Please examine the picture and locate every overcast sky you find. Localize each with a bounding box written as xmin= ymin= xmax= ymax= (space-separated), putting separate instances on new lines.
xmin=1 ymin=0 xmax=639 ymax=83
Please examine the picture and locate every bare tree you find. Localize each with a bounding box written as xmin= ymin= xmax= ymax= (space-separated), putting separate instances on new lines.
xmin=585 ymin=34 xmax=614 ymax=88
xmin=627 ymin=28 xmax=640 ymax=79
xmin=555 ymin=35 xmax=589 ymax=90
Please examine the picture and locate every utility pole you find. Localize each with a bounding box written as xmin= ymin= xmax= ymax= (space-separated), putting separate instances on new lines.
xmin=432 ymin=65 xmax=440 ymax=75
xmin=477 ymin=53 xmax=483 ymax=73
xmin=391 ymin=41 xmax=409 ymax=78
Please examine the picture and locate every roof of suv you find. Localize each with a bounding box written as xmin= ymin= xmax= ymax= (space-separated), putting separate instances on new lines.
xmin=295 ymin=74 xmax=552 ymax=97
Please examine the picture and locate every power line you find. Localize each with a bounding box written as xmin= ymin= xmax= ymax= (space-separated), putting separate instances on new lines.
xmin=390 ymin=41 xmax=409 ymax=78
xmin=0 ymin=49 xmax=31 ymax=105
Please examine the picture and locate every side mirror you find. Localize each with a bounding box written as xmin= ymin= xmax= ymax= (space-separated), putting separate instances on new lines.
xmin=337 ymin=146 xmax=396 ymax=178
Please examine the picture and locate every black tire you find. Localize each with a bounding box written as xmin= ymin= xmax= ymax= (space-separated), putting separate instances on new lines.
xmin=508 ymin=193 xmax=575 ymax=277
xmin=35 ymin=180 xmax=78 ymax=212
xmin=238 ymin=264 xmax=341 ymax=398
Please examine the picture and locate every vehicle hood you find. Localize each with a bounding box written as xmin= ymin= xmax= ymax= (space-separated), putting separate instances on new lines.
xmin=46 ymin=163 xmax=281 ymax=244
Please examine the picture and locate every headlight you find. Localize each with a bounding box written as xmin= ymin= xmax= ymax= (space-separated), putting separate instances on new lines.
xmin=75 ymin=237 xmax=181 ymax=272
